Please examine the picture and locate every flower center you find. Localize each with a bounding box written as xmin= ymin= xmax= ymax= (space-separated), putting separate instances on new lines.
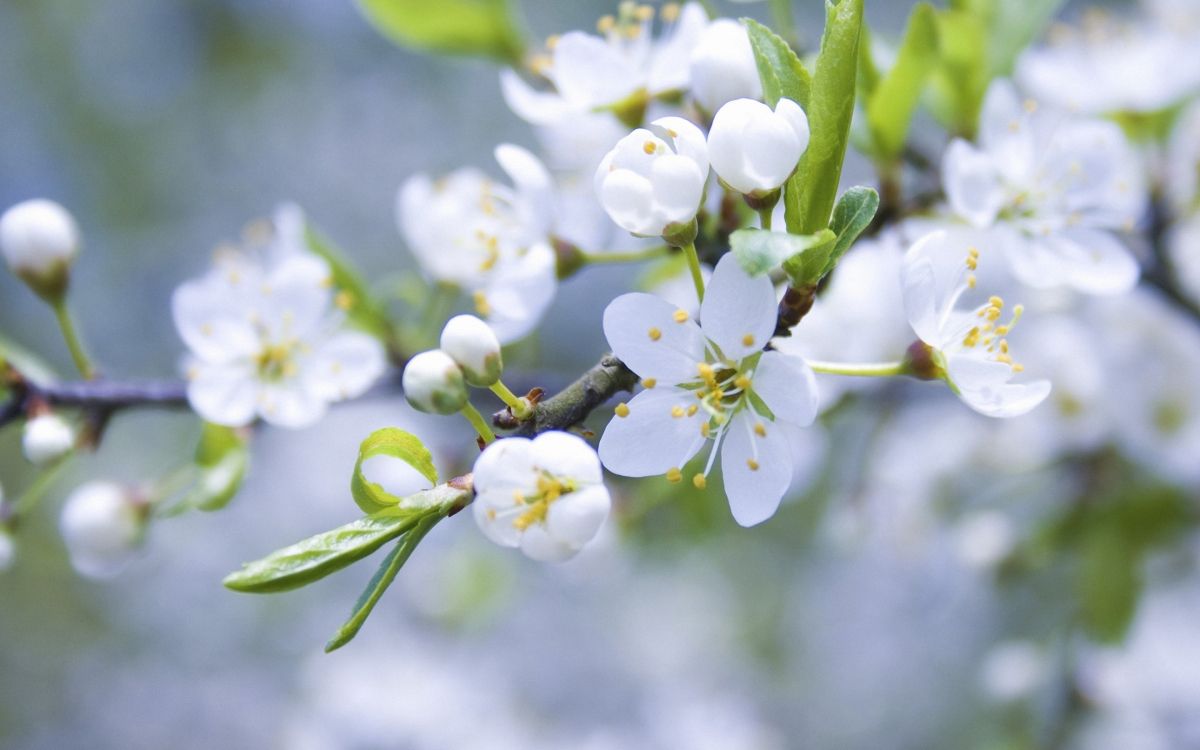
xmin=510 ymin=472 xmax=577 ymax=531
xmin=255 ymin=341 xmax=301 ymax=381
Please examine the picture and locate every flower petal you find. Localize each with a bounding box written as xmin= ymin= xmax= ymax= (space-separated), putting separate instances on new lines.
xmin=479 ymin=242 xmax=558 ymax=344
xmin=531 ymin=431 xmax=603 ymax=484
xmin=1007 ymin=229 xmax=1139 ymax=295
xmin=649 ymin=153 xmax=706 ymax=226
xmin=942 ymin=139 xmax=1004 ymax=228
xmin=699 ymin=253 xmax=777 ymax=360
xmin=472 ymin=490 xmax=522 ymax=548
xmin=751 ymin=351 xmax=818 ymax=427
xmin=519 ymin=523 xmax=578 ymax=562
xmin=305 ymin=331 xmax=386 ymax=401
xmin=473 ymin=437 xmax=535 ymax=494
xmin=598 ymin=386 xmax=705 ymax=477
xmin=603 ymin=292 xmax=707 ymax=383
xmin=172 ymin=276 xmax=259 ymax=364
xmin=187 ymin=361 xmax=258 ymax=427
xmin=720 ymin=410 xmax=793 ymax=527
xmin=551 ymin=31 xmax=639 ymax=109
xmin=545 ymin=484 xmax=610 ymax=549
xmin=257 ymin=381 xmax=328 ymax=429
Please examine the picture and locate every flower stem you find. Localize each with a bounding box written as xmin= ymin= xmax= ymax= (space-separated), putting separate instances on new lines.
xmin=51 ymin=299 xmax=95 ymax=379
xmin=681 ymin=241 xmax=705 ymax=303
xmin=12 ymin=454 xmax=73 ymax=516
xmin=489 ymin=380 xmax=531 ymax=419
xmin=758 ymin=208 xmax=773 ymax=231
xmin=460 ymin=402 xmax=497 ymax=444
xmin=806 ymin=360 xmax=908 ymax=378
xmin=579 ymin=245 xmax=671 ymax=265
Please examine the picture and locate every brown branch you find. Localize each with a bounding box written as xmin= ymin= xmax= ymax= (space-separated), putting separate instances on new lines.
xmin=492 ymin=354 xmax=637 ymax=437
xmin=0 ymin=374 xmax=189 ymax=429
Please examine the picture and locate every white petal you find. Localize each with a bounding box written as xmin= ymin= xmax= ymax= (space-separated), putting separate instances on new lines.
xmin=946 ymin=354 xmax=1052 ymax=418
xmin=499 ymin=68 xmax=573 ymax=125
xmin=775 ymin=98 xmax=810 ymax=152
xmin=603 ymin=292 xmax=707 ymax=383
xmin=531 ymin=431 xmax=603 ymax=484
xmin=472 ymin=490 xmax=522 ymax=548
xmin=305 ymin=331 xmax=386 ymax=401
xmin=551 ymin=32 xmax=639 ymax=109
xmin=720 ymin=411 xmax=793 ymax=527
xmin=650 ymin=116 xmax=709 ymax=173
xmin=646 ymin=1 xmax=708 ymax=94
xmin=545 ymin=484 xmax=610 ymax=548
xmin=259 ymin=253 xmax=332 ymax=338
xmin=751 ymin=351 xmax=818 ymax=427
xmin=598 ymin=386 xmax=705 ymax=477
xmin=473 ymin=437 xmax=535 ymax=494
xmin=599 ymin=169 xmax=657 ymax=236
xmin=649 ymin=153 xmax=705 ymax=225
xmin=1008 ymin=229 xmax=1139 ymax=295
xmin=479 ymin=242 xmax=558 ymax=344
xmin=495 ymin=143 xmax=555 ymax=239
xmin=257 ymin=381 xmax=328 ymax=429
xmin=519 ymin=523 xmax=578 ymax=562
xmin=699 ymin=254 xmax=777 ymax=360
xmin=172 ymin=276 xmax=259 ymax=364
xmin=187 ymin=361 xmax=259 ymax=427
xmin=943 ymin=140 xmax=1004 ymax=228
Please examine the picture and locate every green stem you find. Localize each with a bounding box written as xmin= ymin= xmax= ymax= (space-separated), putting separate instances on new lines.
xmin=419 ymin=283 xmax=457 ymax=348
xmin=807 ymin=360 xmax=908 ymax=378
xmin=681 ymin=241 xmax=706 ymax=303
xmin=12 ymin=454 xmax=73 ymax=516
xmin=579 ymin=245 xmax=671 ymax=265
xmin=460 ymin=402 xmax=496 ymax=444
xmin=769 ymin=0 xmax=797 ymax=44
xmin=758 ymin=208 xmax=773 ymax=231
xmin=489 ymin=379 xmax=531 ymax=419
xmin=52 ymin=299 xmax=95 ymax=379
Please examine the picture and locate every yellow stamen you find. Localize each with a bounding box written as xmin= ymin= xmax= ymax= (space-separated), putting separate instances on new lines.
xmin=666 ymin=467 xmax=682 ymax=483
xmin=673 ymin=309 xmax=689 ymax=323
xmin=742 ymin=334 xmax=755 ymax=347
xmin=615 ymin=402 xmax=630 ymax=418
xmin=746 ymin=459 xmax=760 ymax=471
xmin=648 ymin=327 xmax=662 ymax=341
xmin=642 ymin=378 xmax=657 ymax=389
xmin=754 ymin=423 xmax=766 ymax=437
xmin=692 ymin=473 xmax=706 ymax=489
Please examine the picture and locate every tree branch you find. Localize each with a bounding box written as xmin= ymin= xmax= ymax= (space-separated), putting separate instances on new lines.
xmin=0 ymin=375 xmax=189 ymax=428
xmin=493 ymin=354 xmax=637 ymax=437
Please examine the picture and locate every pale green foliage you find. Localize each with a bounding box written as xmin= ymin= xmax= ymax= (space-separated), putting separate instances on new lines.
xmin=357 ymin=0 xmax=525 ymax=63
xmin=863 ymin=3 xmax=939 ymax=161
xmin=731 ymin=228 xmax=835 ymax=278
xmin=350 ymin=427 xmax=439 ymax=514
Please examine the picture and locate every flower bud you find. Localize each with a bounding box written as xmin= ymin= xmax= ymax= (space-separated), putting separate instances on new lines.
xmin=707 ymin=98 xmax=810 ymax=196
xmin=22 ymin=413 xmax=75 ymax=466
xmin=0 ymin=199 xmax=80 ymax=300
xmin=402 ymin=350 xmax=469 ymax=414
xmin=59 ymin=481 xmax=144 ymax=579
xmin=688 ymin=19 xmax=763 ymax=114
xmin=440 ymin=315 xmax=503 ymax=387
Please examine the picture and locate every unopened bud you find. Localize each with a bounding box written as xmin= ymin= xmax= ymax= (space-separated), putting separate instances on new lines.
xmin=22 ymin=413 xmax=75 ymax=466
xmin=440 ymin=315 xmax=503 ymax=386
xmin=402 ymin=350 xmax=469 ymax=414
xmin=903 ymin=340 xmax=943 ymax=381
xmin=59 ymin=481 xmax=144 ymax=579
xmin=0 ymin=199 xmax=80 ymax=301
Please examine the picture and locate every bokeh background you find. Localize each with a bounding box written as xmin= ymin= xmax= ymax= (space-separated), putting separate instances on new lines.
xmin=3 ymin=1 xmax=1197 ymax=749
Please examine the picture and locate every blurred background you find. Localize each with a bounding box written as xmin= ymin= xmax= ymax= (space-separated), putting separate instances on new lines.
xmin=3 ymin=0 xmax=1198 ymax=748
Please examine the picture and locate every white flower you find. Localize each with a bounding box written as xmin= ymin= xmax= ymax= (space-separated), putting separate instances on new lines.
xmin=472 ymin=431 xmax=611 ymax=562
xmin=397 ymin=144 xmax=557 ymax=343
xmin=498 ymin=2 xmax=708 ymax=127
xmin=59 ymin=481 xmax=143 ymax=579
xmin=1166 ymin=100 xmax=1200 ymax=215
xmin=707 ymin=98 xmax=809 ymax=196
xmin=599 ymin=254 xmax=819 ymax=526
xmin=22 ymin=413 xmax=75 ymax=466
xmin=595 ymin=116 xmax=709 ymax=237
xmin=439 ymin=315 xmax=503 ymax=387
xmin=941 ymin=79 xmax=1147 ymax=295
xmin=401 ymin=350 xmax=469 ymax=415
xmin=688 ymin=19 xmax=762 ymax=114
xmin=980 ymin=641 xmax=1048 ymax=702
xmin=173 ymin=251 xmax=386 ymax=428
xmin=902 ymin=230 xmax=1052 ymax=418
xmin=0 ymin=199 xmax=80 ymax=294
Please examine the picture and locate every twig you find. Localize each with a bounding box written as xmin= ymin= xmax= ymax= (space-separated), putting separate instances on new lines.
xmin=493 ymin=354 xmax=637 ymax=436
xmin=0 ymin=375 xmax=189 ymax=428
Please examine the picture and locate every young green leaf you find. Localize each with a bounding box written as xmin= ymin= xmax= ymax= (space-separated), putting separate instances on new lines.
xmin=304 ymin=226 xmax=396 ymax=350
xmin=324 ymin=512 xmax=444 ymax=652
xmin=785 ymin=0 xmax=865 ymax=236
xmin=357 ymin=0 xmax=525 ymax=64
xmin=927 ymin=9 xmax=988 ymax=137
xmin=186 ymin=422 xmax=249 ymax=512
xmin=350 ymin=428 xmax=439 ymax=514
xmin=731 ymin=228 xmax=836 ymax=277
xmin=743 ymin=18 xmax=811 ymax=109
xmin=820 ymin=186 xmax=880 ymax=276
xmin=864 ymin=3 xmax=939 ymax=161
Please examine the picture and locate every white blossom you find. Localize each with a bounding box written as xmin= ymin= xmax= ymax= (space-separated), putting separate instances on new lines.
xmin=941 ymin=79 xmax=1146 ymax=295
xmin=439 ymin=314 xmax=503 ymax=387
xmin=472 ymin=431 xmax=611 ymax=562
xmin=397 ymin=144 xmax=557 ymax=343
xmin=688 ymin=19 xmax=762 ymax=114
xmin=0 ymin=199 xmax=80 ymax=293
xmin=173 ymin=250 xmax=386 ymax=429
xmin=595 ymin=116 xmax=709 ymax=238
xmin=902 ymin=230 xmax=1051 ymax=418
xmin=0 ymin=529 xmax=12 ymax=572
xmin=402 ymin=350 xmax=469 ymax=415
xmin=59 ymin=481 xmax=143 ymax=579
xmin=599 ymin=254 xmax=818 ymax=526
xmin=707 ymin=98 xmax=809 ymax=196
xmin=22 ymin=413 xmax=75 ymax=466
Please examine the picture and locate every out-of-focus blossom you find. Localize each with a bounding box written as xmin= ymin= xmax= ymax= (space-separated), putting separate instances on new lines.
xmin=0 ymin=198 xmax=80 ymax=297
xmin=401 ymin=350 xmax=469 ymax=416
xmin=600 ymin=254 xmax=818 ymax=526
xmin=688 ymin=19 xmax=762 ymax=114
xmin=439 ymin=315 xmax=502 ymax=387
xmin=952 ymin=510 xmax=1016 ymax=570
xmin=472 ymin=431 xmax=611 ymax=562
xmin=59 ymin=481 xmax=144 ymax=579
xmin=1165 ymin=101 xmax=1200 ymax=215
xmin=902 ymin=230 xmax=1051 ymax=417
xmin=979 ymin=640 xmax=1048 ymax=702
xmin=707 ymin=98 xmax=809 ymax=196
xmin=941 ymin=80 xmax=1146 ymax=295
xmin=21 ymin=413 xmax=75 ymax=466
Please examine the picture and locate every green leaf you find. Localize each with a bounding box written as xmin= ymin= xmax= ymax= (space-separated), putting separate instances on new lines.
xmin=975 ymin=0 xmax=1065 ymax=78
xmin=325 ymin=512 xmax=444 ymax=652
xmin=864 ymin=3 xmax=939 ymax=160
xmin=350 ymin=428 xmax=439 ymax=514
xmin=304 ymin=226 xmax=395 ymax=349
xmin=744 ymin=18 xmax=811 ymax=109
xmin=731 ymin=228 xmax=836 ymax=277
xmin=357 ymin=0 xmax=525 ymax=64
xmin=1078 ymin=525 xmax=1140 ymax=644
xmin=785 ymin=0 xmax=865 ymax=236
xmin=186 ymin=423 xmax=249 ymax=512
xmin=224 ymin=483 xmax=470 ymax=594
xmin=821 ymin=186 xmax=880 ymax=275
xmin=927 ymin=9 xmax=988 ymax=137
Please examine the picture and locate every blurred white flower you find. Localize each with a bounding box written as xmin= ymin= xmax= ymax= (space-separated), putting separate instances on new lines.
xmin=1168 ymin=214 xmax=1200 ymax=305
xmin=952 ymin=510 xmax=1016 ymax=570
xmin=21 ymin=413 xmax=75 ymax=466
xmin=173 ymin=251 xmax=385 ymax=428
xmin=397 ymin=144 xmax=557 ymax=342
xmin=979 ymin=640 xmax=1048 ymax=702
xmin=599 ymin=254 xmax=818 ymax=526
xmin=439 ymin=314 xmax=503 ymax=387
xmin=472 ymin=431 xmax=611 ymax=562
xmin=595 ymin=116 xmax=709 ymax=238
xmin=902 ymin=230 xmax=1051 ymax=417
xmin=1165 ymin=100 xmax=1200 ymax=215
xmin=645 ymin=259 xmax=711 ymax=319
xmin=401 ymin=350 xmax=469 ymax=416
xmin=499 ymin=2 xmax=708 ymax=127
xmin=688 ymin=19 xmax=762 ymax=114
xmin=59 ymin=481 xmax=144 ymax=579
xmin=707 ymin=98 xmax=809 ymax=196
xmin=0 ymin=198 xmax=80 ymax=296
xmin=941 ymin=79 xmax=1146 ymax=295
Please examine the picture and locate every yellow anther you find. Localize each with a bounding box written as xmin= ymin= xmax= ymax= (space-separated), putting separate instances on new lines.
xmin=1023 ymin=98 xmax=1039 ymax=113
xmin=754 ymin=423 xmax=767 ymax=437
xmin=648 ymin=326 xmax=662 ymax=341
xmin=473 ymin=291 xmax=491 ymax=317
xmin=487 ymin=508 xmax=497 ymax=520
xmin=700 ymin=421 xmax=711 ymax=438
xmin=673 ymin=309 xmax=689 ymax=323
xmin=742 ymin=334 xmax=755 ymax=347
xmin=597 ymin=15 xmax=615 ymax=33
xmin=746 ymin=458 xmax=760 ymax=471
xmin=201 ymin=323 xmax=214 ymax=337
xmin=692 ymin=473 xmax=707 ymax=489
xmin=529 ymin=54 xmax=553 ymax=75
xmin=615 ymin=402 xmax=631 ymax=418
xmin=545 ymin=34 xmax=560 ymax=50
xmin=734 ymin=375 xmax=751 ymax=390
xmin=666 ymin=467 xmax=682 ymax=483
xmin=661 ymin=2 xmax=680 ymax=22
xmin=966 ymin=248 xmax=979 ymax=271
xmin=697 ymin=362 xmax=715 ymax=380
xmin=686 ymin=404 xmax=698 ymax=417
xmin=671 ymin=405 xmax=685 ymax=418
xmin=642 ymin=378 xmax=657 ymax=389
xmin=712 ymin=389 xmax=725 ymax=400
xmin=634 ymin=4 xmax=654 ymax=22
xmin=963 ymin=327 xmax=981 ymax=348
xmin=643 ymin=140 xmax=658 ymax=155
xmin=967 ymin=274 xmax=978 ymax=289
xmin=321 ymin=275 xmax=335 ymax=288
xmin=335 ymin=290 xmax=353 ymax=310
